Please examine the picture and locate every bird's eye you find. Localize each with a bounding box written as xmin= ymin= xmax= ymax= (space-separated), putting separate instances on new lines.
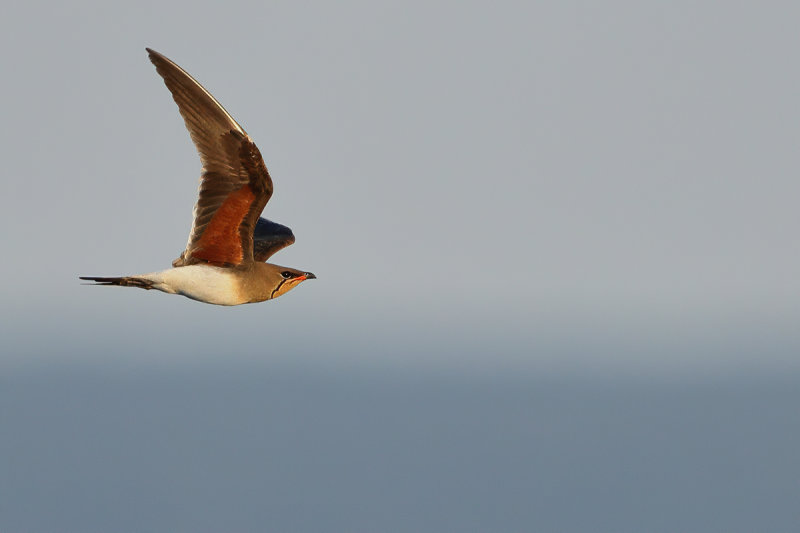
xmin=281 ymin=271 xmax=294 ymax=279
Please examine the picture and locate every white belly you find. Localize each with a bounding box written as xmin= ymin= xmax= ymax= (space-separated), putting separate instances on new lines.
xmin=145 ymin=265 xmax=244 ymax=306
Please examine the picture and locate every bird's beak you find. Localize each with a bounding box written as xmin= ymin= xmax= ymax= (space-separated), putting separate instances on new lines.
xmin=291 ymin=272 xmax=316 ymax=283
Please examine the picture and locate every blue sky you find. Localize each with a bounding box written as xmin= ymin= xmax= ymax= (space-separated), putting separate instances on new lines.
xmin=2 ymin=1 xmax=800 ymax=376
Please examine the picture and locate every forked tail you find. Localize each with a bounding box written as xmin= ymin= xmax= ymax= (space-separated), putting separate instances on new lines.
xmin=79 ymin=276 xmax=155 ymax=289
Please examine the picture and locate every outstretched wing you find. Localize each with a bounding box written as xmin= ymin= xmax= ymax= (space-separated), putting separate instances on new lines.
xmin=253 ymin=218 xmax=296 ymax=262
xmin=146 ymin=48 xmax=273 ymax=267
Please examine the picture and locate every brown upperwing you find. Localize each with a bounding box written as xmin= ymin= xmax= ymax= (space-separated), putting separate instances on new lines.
xmin=146 ymin=48 xmax=273 ymax=267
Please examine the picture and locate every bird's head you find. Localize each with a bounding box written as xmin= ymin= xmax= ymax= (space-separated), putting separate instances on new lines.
xmin=262 ymin=264 xmax=316 ymax=300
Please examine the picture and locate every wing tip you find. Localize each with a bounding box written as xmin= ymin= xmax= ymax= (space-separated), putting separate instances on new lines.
xmin=145 ymin=47 xmax=166 ymax=67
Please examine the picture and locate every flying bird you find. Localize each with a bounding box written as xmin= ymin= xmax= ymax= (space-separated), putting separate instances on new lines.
xmin=80 ymin=48 xmax=315 ymax=305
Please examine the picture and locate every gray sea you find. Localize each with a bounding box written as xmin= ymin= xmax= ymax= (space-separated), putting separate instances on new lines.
xmin=1 ymin=361 xmax=797 ymax=533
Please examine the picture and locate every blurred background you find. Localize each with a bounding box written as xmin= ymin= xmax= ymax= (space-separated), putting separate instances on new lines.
xmin=1 ymin=1 xmax=799 ymax=532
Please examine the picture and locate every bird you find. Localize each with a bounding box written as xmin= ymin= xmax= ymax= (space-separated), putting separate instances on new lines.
xmin=80 ymin=48 xmax=315 ymax=305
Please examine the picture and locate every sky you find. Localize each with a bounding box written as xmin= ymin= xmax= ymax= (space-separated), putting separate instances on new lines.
xmin=1 ymin=1 xmax=799 ymax=532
